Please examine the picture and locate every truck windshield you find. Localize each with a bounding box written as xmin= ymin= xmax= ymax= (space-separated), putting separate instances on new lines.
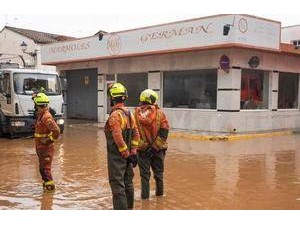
xmin=13 ymin=73 xmax=62 ymax=95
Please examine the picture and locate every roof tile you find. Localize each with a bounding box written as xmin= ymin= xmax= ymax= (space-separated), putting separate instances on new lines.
xmin=5 ymin=26 xmax=76 ymax=44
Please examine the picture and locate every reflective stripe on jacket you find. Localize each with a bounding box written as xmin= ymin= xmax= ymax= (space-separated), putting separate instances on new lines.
xmin=35 ymin=108 xmax=60 ymax=146
xmin=104 ymin=103 xmax=140 ymax=152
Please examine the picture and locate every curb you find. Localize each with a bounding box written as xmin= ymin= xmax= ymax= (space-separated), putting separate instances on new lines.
xmin=169 ymin=130 xmax=294 ymax=141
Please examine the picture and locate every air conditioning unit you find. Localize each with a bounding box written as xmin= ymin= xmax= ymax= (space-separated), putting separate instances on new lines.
xmin=292 ymin=40 xmax=300 ymax=49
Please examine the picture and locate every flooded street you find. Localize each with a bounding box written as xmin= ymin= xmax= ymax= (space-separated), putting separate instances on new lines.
xmin=0 ymin=122 xmax=300 ymax=209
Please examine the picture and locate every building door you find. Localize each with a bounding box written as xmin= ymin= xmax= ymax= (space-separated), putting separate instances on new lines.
xmin=66 ymin=68 xmax=98 ymax=120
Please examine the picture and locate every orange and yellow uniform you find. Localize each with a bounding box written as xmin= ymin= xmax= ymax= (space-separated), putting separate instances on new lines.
xmin=134 ymin=104 xmax=169 ymax=151
xmin=105 ymin=102 xmax=140 ymax=154
xmin=34 ymin=107 xmax=60 ymax=182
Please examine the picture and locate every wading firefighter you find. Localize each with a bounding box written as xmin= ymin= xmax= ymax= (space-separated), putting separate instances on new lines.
xmin=134 ymin=89 xmax=169 ymax=199
xmin=104 ymin=83 xmax=140 ymax=210
xmin=33 ymin=93 xmax=60 ymax=191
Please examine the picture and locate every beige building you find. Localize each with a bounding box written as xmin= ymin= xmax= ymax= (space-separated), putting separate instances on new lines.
xmin=0 ymin=26 xmax=75 ymax=70
xmin=41 ymin=14 xmax=300 ymax=133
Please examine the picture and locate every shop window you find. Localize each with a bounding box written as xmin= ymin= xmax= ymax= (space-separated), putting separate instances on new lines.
xmin=163 ymin=69 xmax=217 ymax=109
xmin=240 ymin=69 xmax=269 ymax=110
xmin=117 ymin=73 xmax=148 ymax=107
xmin=278 ymin=72 xmax=299 ymax=109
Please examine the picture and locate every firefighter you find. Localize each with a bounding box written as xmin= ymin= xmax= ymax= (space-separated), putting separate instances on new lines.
xmin=104 ymin=83 xmax=140 ymax=210
xmin=134 ymin=89 xmax=169 ymax=199
xmin=33 ymin=93 xmax=60 ymax=191
xmin=32 ymin=87 xmax=56 ymax=120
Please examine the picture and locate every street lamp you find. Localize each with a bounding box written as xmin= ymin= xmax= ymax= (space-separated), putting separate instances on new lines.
xmin=20 ymin=41 xmax=38 ymax=68
xmin=20 ymin=41 xmax=27 ymax=52
xmin=20 ymin=41 xmax=37 ymax=57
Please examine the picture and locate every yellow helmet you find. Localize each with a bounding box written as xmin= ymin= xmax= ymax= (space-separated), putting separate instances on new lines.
xmin=108 ymin=83 xmax=128 ymax=99
xmin=39 ymin=87 xmax=46 ymax=93
xmin=140 ymin=89 xmax=158 ymax=105
xmin=33 ymin=93 xmax=49 ymax=106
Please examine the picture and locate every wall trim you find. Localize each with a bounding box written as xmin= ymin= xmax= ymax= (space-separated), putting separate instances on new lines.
xmin=217 ymin=109 xmax=240 ymax=112
xmin=218 ymin=88 xmax=240 ymax=91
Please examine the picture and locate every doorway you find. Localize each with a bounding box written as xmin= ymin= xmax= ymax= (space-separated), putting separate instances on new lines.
xmin=66 ymin=68 xmax=98 ymax=120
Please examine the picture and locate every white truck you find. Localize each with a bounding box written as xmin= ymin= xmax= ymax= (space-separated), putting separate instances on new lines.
xmin=0 ymin=66 xmax=64 ymax=137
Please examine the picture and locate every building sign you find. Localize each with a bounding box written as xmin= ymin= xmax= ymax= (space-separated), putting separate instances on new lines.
xmin=42 ymin=14 xmax=281 ymax=64
xmin=248 ymin=56 xmax=260 ymax=68
xmin=238 ymin=18 xmax=248 ymax=33
xmin=49 ymin=41 xmax=90 ymax=54
xmin=220 ymin=54 xmax=230 ymax=72
xmin=140 ymin=23 xmax=213 ymax=43
xmin=84 ymin=76 xmax=89 ymax=85
xmin=107 ymin=34 xmax=122 ymax=55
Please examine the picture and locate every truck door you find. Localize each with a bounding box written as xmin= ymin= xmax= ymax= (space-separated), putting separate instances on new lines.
xmin=0 ymin=72 xmax=13 ymax=116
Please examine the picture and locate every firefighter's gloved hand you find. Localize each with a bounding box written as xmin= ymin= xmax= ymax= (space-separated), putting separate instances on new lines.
xmin=130 ymin=148 xmax=137 ymax=156
xmin=145 ymin=147 xmax=157 ymax=158
xmin=138 ymin=140 xmax=149 ymax=151
xmin=40 ymin=138 xmax=48 ymax=144
xmin=120 ymin=150 xmax=130 ymax=159
xmin=128 ymin=155 xmax=138 ymax=168
xmin=40 ymin=138 xmax=53 ymax=145
xmin=128 ymin=148 xmax=138 ymax=167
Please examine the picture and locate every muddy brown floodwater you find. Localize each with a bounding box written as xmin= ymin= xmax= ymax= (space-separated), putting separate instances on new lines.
xmin=0 ymin=122 xmax=300 ymax=209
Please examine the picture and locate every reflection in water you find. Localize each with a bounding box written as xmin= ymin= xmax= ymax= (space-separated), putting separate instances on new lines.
xmin=236 ymin=154 xmax=267 ymax=209
xmin=41 ymin=192 xmax=54 ymax=210
xmin=275 ymin=150 xmax=296 ymax=190
xmin=1 ymin=123 xmax=300 ymax=209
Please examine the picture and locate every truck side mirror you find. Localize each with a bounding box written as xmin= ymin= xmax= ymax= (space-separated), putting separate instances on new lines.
xmin=4 ymin=92 xmax=11 ymax=104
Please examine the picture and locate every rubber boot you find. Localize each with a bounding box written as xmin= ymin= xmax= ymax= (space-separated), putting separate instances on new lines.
xmin=141 ymin=180 xmax=150 ymax=199
xmin=125 ymin=184 xmax=134 ymax=209
xmin=155 ymin=179 xmax=164 ymax=196
xmin=112 ymin=193 xmax=128 ymax=210
xmin=126 ymin=193 xmax=134 ymax=209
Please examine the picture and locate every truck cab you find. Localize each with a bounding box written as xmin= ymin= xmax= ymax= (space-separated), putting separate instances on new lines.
xmin=0 ymin=68 xmax=64 ymax=137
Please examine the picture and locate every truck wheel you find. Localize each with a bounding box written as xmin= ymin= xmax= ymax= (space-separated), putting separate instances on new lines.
xmin=0 ymin=125 xmax=3 ymax=138
xmin=0 ymin=112 xmax=6 ymax=138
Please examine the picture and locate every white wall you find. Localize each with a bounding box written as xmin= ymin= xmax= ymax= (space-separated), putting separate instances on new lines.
xmin=58 ymin=48 xmax=300 ymax=133
xmin=282 ymin=26 xmax=300 ymax=44
xmin=0 ymin=28 xmax=56 ymax=71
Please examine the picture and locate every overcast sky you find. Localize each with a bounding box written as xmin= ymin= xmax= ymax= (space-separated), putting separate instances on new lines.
xmin=1 ymin=0 xmax=300 ymax=38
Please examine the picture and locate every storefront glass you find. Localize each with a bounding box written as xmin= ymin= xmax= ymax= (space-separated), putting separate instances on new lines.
xmin=278 ymin=72 xmax=299 ymax=109
xmin=163 ymin=69 xmax=217 ymax=109
xmin=240 ymin=69 xmax=269 ymax=110
xmin=117 ymin=73 xmax=148 ymax=107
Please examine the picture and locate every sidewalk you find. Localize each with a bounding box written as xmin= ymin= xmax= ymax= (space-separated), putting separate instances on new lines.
xmin=66 ymin=120 xmax=295 ymax=141
xmin=169 ymin=129 xmax=294 ymax=141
